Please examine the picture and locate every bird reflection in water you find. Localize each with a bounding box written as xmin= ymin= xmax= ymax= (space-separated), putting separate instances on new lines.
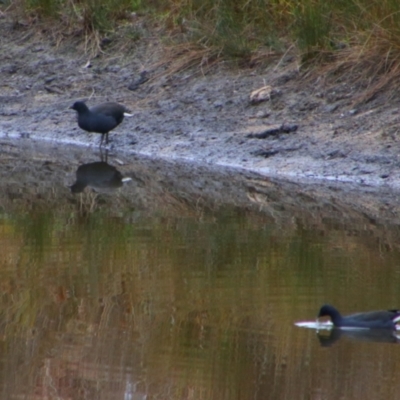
xmin=317 ymin=328 xmax=400 ymax=347
xmin=71 ymin=161 xmax=132 ymax=194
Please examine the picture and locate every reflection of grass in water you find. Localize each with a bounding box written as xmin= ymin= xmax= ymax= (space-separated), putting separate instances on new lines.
xmin=2 ymin=207 xmax=400 ymax=397
xmin=0 ymin=208 xmax=133 ymax=339
xmin=0 ymin=209 xmax=274 ymax=332
xmin=14 ymin=212 xmax=55 ymax=262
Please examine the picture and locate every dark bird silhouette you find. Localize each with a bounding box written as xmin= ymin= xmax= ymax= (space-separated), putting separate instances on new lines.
xmin=317 ymin=304 xmax=400 ymax=330
xmin=70 ymin=161 xmax=131 ymax=193
xmin=70 ymin=101 xmax=132 ymax=146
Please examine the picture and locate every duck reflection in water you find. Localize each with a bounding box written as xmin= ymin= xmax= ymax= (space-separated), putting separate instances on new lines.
xmin=317 ymin=328 xmax=400 ymax=347
xmin=70 ymin=161 xmax=132 ymax=193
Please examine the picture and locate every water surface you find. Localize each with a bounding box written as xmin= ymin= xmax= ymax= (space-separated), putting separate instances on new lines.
xmin=2 ymin=142 xmax=400 ymax=399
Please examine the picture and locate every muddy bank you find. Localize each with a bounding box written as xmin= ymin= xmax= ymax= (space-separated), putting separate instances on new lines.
xmin=2 ymin=15 xmax=400 ymax=198
xmin=2 ymin=138 xmax=400 ymax=228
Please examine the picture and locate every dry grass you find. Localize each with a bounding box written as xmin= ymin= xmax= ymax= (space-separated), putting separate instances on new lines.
xmin=149 ymin=42 xmax=219 ymax=80
xmin=5 ymin=0 xmax=400 ymax=99
xmin=309 ymin=26 xmax=400 ymax=104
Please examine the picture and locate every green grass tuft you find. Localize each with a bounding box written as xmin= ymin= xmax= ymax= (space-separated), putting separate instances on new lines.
xmin=6 ymin=0 xmax=400 ymax=66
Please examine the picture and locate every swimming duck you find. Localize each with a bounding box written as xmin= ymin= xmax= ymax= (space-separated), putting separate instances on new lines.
xmin=317 ymin=304 xmax=400 ymax=330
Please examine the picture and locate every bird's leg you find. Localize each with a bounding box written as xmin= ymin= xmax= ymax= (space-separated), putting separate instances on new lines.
xmin=105 ymin=132 xmax=109 ymax=145
xmin=99 ymin=147 xmax=109 ymax=163
xmin=99 ymin=134 xmax=105 ymax=147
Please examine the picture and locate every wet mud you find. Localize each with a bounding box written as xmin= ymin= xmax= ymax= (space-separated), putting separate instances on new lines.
xmin=2 ymin=138 xmax=400 ymax=226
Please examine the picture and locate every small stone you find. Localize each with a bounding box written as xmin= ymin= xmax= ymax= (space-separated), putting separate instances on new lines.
xmin=250 ymin=85 xmax=272 ymax=104
xmin=128 ymin=71 xmax=149 ymax=91
xmin=255 ymin=110 xmax=270 ymax=118
xmin=2 ymin=64 xmax=17 ymax=74
xmin=324 ymin=104 xmax=339 ymax=113
xmin=106 ymin=65 xmax=121 ymax=73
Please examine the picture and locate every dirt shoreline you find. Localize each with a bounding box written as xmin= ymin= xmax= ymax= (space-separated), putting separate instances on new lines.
xmin=2 ymin=16 xmax=400 ymax=198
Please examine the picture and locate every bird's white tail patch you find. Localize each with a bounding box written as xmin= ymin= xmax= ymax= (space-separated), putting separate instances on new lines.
xmin=124 ymin=112 xmax=133 ymax=117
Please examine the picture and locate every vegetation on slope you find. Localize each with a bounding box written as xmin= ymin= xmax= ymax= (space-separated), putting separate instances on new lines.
xmin=5 ymin=0 xmax=400 ymax=93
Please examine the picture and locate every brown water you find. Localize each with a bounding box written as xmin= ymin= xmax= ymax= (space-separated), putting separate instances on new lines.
xmin=2 ymin=139 xmax=400 ymax=399
xmin=2 ymin=199 xmax=400 ymax=400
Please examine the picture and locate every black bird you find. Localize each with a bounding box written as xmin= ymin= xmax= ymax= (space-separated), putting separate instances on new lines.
xmin=70 ymin=161 xmax=131 ymax=193
xmin=70 ymin=101 xmax=132 ymax=146
xmin=317 ymin=304 xmax=400 ymax=330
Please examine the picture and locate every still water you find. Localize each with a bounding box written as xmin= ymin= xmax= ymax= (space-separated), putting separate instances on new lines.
xmin=2 ymin=153 xmax=400 ymax=399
